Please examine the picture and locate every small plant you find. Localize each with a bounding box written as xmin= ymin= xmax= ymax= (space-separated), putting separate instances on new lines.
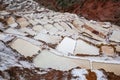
xmin=56 ymin=0 xmax=80 ymax=10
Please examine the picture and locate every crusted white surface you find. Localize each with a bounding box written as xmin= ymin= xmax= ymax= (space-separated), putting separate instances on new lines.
xmin=71 ymin=69 xmax=88 ymax=80
xmin=0 ymin=41 xmax=34 ymax=71
xmin=0 ymin=0 xmax=120 ymax=76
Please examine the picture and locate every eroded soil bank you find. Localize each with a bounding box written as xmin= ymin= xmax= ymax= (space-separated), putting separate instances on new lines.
xmin=35 ymin=0 xmax=120 ymax=26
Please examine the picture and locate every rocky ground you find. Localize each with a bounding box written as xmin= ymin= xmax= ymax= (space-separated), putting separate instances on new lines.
xmin=0 ymin=0 xmax=120 ymax=80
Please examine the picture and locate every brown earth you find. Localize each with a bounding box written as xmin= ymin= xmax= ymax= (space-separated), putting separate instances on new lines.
xmin=1 ymin=67 xmax=120 ymax=80
xmin=78 ymin=0 xmax=120 ymax=25
xmin=34 ymin=0 xmax=120 ymax=26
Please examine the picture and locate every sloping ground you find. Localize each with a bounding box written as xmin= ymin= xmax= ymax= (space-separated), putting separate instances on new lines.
xmin=34 ymin=0 xmax=120 ymax=26
xmin=0 ymin=0 xmax=120 ymax=79
xmin=0 ymin=40 xmax=119 ymax=80
xmin=78 ymin=0 xmax=120 ymax=26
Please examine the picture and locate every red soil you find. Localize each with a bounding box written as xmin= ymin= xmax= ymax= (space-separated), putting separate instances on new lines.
xmin=78 ymin=0 xmax=120 ymax=25
xmin=35 ymin=0 xmax=120 ymax=25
